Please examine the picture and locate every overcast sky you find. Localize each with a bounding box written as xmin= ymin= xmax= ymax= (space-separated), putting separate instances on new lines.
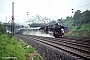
xmin=0 ymin=0 xmax=90 ymax=24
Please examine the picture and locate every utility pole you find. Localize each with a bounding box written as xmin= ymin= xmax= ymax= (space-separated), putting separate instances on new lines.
xmin=5 ymin=16 xmax=7 ymax=23
xmin=11 ymin=2 xmax=14 ymax=37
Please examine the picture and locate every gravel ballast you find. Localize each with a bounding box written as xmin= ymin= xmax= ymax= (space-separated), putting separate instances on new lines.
xmin=17 ymin=35 xmax=78 ymax=60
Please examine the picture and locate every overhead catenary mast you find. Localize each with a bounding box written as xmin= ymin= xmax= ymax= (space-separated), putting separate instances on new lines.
xmin=11 ymin=2 xmax=14 ymax=37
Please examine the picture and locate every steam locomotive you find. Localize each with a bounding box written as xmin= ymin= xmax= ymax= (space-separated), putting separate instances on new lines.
xmin=29 ymin=23 xmax=69 ymax=38
xmin=44 ymin=23 xmax=65 ymax=38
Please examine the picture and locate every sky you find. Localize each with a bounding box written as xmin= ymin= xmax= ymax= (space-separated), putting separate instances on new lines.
xmin=0 ymin=0 xmax=90 ymax=25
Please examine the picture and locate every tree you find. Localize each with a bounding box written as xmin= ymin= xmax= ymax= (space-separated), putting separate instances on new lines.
xmin=57 ymin=18 xmax=64 ymax=25
xmin=66 ymin=16 xmax=73 ymax=20
xmin=73 ymin=10 xmax=82 ymax=26
xmin=73 ymin=10 xmax=81 ymax=20
xmin=49 ymin=20 xmax=56 ymax=25
xmin=81 ymin=10 xmax=90 ymax=24
xmin=0 ymin=23 xmax=5 ymax=34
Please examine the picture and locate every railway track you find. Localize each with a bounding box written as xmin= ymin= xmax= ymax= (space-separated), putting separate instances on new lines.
xmin=64 ymin=36 xmax=90 ymax=44
xmin=15 ymin=34 xmax=90 ymax=60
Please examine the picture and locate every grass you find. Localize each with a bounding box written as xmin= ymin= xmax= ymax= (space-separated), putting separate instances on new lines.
xmin=33 ymin=55 xmax=41 ymax=60
xmin=29 ymin=51 xmax=42 ymax=60
xmin=79 ymin=24 xmax=90 ymax=30
xmin=26 ymin=47 xmax=36 ymax=53
xmin=0 ymin=34 xmax=26 ymax=60
xmin=0 ymin=33 xmax=42 ymax=60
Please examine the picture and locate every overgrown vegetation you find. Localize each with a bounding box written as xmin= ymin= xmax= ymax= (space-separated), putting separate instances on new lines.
xmin=0 ymin=34 xmax=26 ymax=60
xmin=0 ymin=23 xmax=42 ymax=60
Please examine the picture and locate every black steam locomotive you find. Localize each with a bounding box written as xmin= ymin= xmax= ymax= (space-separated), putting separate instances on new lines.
xmin=29 ymin=23 xmax=69 ymax=38
xmin=44 ymin=23 xmax=65 ymax=38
